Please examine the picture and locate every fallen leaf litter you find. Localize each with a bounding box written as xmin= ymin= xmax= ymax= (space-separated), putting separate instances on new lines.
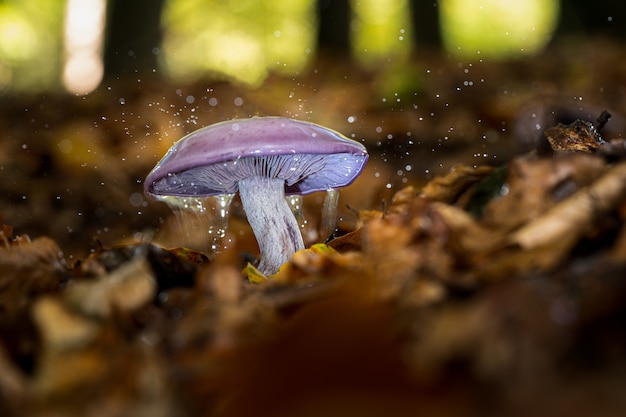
xmin=1 ymin=109 xmax=626 ymax=416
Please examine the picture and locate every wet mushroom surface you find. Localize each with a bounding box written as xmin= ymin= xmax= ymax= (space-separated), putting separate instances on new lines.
xmin=2 ymin=36 xmax=626 ymax=417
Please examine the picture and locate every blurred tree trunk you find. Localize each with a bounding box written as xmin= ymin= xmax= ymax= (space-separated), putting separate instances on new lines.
xmin=103 ymin=0 xmax=166 ymax=79
xmin=316 ymin=0 xmax=351 ymax=55
xmin=410 ymin=1 xmax=442 ymax=49
xmin=556 ymin=0 xmax=626 ymax=37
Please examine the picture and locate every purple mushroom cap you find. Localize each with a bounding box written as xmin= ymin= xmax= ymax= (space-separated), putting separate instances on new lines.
xmin=144 ymin=116 xmax=368 ymax=276
xmin=145 ymin=117 xmax=369 ymax=197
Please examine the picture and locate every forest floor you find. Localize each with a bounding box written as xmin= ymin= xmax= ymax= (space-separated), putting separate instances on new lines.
xmin=2 ymin=36 xmax=626 ymax=416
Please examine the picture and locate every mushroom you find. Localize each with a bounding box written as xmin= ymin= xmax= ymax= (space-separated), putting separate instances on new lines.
xmin=144 ymin=117 xmax=368 ymax=275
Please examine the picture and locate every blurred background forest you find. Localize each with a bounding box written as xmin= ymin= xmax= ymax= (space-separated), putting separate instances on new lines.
xmin=0 ymin=0 xmax=624 ymax=92
xmin=1 ymin=0 xmax=626 ymax=257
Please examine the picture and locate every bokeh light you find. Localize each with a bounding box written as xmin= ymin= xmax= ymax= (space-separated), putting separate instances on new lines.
xmin=439 ymin=0 xmax=560 ymax=58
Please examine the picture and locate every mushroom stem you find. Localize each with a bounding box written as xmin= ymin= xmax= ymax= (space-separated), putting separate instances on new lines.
xmin=320 ymin=188 xmax=339 ymax=240
xmin=238 ymin=176 xmax=304 ymax=275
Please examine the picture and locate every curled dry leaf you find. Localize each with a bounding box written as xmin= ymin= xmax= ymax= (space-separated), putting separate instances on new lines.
xmin=287 ymin=243 xmax=361 ymax=276
xmin=246 ymin=244 xmax=364 ymax=286
xmin=65 ymin=257 xmax=156 ymax=318
xmin=0 ymin=236 xmax=67 ymax=312
xmin=544 ymin=119 xmax=605 ymax=152
xmin=421 ymin=164 xmax=496 ymax=204
xmin=512 ymin=161 xmax=626 ymax=253
xmin=384 ymin=186 xmax=418 ymax=219
xmin=362 ymin=197 xmax=454 ymax=300
xmin=482 ymin=154 xmax=606 ymax=232
xmin=326 ymin=228 xmax=364 ymax=252
xmin=32 ymin=297 xmax=100 ymax=352
xmin=430 ymin=202 xmax=502 ymax=256
xmin=77 ymin=243 xmax=198 ymax=295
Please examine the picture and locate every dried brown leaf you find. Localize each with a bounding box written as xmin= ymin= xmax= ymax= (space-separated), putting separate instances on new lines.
xmin=275 ymin=244 xmax=365 ymax=285
xmin=327 ymin=228 xmax=363 ymax=252
xmin=362 ymin=209 xmax=455 ymax=301
xmin=65 ymin=257 xmax=156 ymax=318
xmin=512 ymin=161 xmax=626 ymax=253
xmin=0 ymin=237 xmax=67 ymax=312
xmin=482 ymin=154 xmax=606 ymax=232
xmin=32 ymin=297 xmax=100 ymax=351
xmin=421 ymin=165 xmax=496 ymax=204
xmin=382 ymin=188 xmax=423 ymax=226
xmin=430 ymin=202 xmax=502 ymax=255
xmin=544 ymin=119 xmax=604 ymax=152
